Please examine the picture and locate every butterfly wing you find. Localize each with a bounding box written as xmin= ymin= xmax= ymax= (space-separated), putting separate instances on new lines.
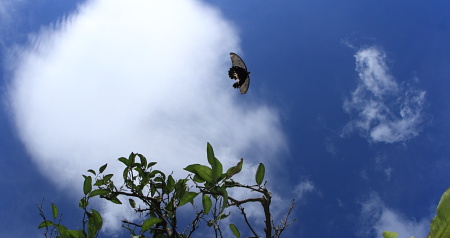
xmin=229 ymin=52 xmax=250 ymax=94
xmin=230 ymin=52 xmax=247 ymax=70
xmin=239 ymin=74 xmax=250 ymax=94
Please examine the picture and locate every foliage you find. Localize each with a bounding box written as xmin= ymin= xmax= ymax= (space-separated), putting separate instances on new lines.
xmin=427 ymin=187 xmax=450 ymax=238
xmin=38 ymin=142 xmax=296 ymax=238
xmin=382 ymin=231 xmax=399 ymax=238
xmin=383 ymin=186 xmax=450 ymax=238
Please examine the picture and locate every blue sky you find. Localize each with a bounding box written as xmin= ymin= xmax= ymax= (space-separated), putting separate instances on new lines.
xmin=1 ymin=0 xmax=449 ymax=237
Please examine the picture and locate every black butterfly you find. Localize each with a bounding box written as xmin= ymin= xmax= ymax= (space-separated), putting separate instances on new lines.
xmin=228 ymin=52 xmax=250 ymax=94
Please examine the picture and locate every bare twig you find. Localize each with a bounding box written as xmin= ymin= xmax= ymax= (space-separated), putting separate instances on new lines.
xmin=37 ymin=199 xmax=64 ymax=238
xmin=273 ymin=199 xmax=296 ymax=238
xmin=37 ymin=199 xmax=51 ymax=238
xmin=122 ymin=220 xmax=142 ymax=227
xmin=185 ymin=210 xmax=203 ymax=237
xmin=237 ymin=204 xmax=259 ymax=237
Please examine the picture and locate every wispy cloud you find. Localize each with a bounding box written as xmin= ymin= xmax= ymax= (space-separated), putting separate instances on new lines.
xmin=0 ymin=0 xmax=17 ymax=22
xmin=0 ymin=0 xmax=22 ymax=46
xmin=294 ymin=179 xmax=315 ymax=200
xmin=343 ymin=46 xmax=426 ymax=143
xmin=358 ymin=193 xmax=429 ymax=238
xmin=7 ymin=0 xmax=285 ymax=232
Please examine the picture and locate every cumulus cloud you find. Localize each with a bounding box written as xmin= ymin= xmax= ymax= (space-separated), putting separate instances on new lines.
xmin=343 ymin=47 xmax=426 ymax=143
xmin=7 ymin=0 xmax=285 ymax=232
xmin=358 ymin=193 xmax=429 ymax=238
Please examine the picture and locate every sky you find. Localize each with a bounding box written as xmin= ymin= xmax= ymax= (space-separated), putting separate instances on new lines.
xmin=1 ymin=0 xmax=449 ymax=237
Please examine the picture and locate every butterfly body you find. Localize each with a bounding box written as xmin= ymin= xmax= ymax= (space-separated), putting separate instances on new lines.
xmin=228 ymin=53 xmax=250 ymax=94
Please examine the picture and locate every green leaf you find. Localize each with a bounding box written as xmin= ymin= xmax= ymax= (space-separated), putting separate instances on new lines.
xmin=79 ymin=197 xmax=88 ymax=209
xmin=142 ymin=217 xmax=163 ymax=233
xmin=147 ymin=161 xmax=157 ymax=169
xmin=110 ymin=197 xmax=122 ymax=204
xmin=87 ymin=169 xmax=96 ymax=175
xmin=83 ymin=176 xmax=92 ymax=195
xmin=103 ymin=174 xmax=114 ymax=182
xmin=192 ymin=174 xmax=206 ymax=183
xmin=154 ymin=177 xmax=164 ymax=183
xmin=211 ymin=157 xmax=223 ymax=183
xmin=129 ymin=199 xmax=136 ymax=208
xmin=38 ymin=220 xmax=54 ymax=229
xmin=217 ymin=212 xmax=230 ymax=220
xmin=88 ymin=224 xmax=97 ymax=237
xmin=382 ymin=231 xmax=399 ymax=238
xmin=51 ymin=203 xmax=58 ymax=219
xmin=137 ymin=154 xmax=147 ymax=167
xmin=128 ymin=152 xmax=136 ymax=166
xmin=184 ymin=164 xmax=199 ymax=173
xmin=134 ymin=163 xmax=144 ymax=177
xmin=255 ymin=163 xmax=265 ymax=185
xmin=61 ymin=229 xmax=85 ymax=238
xmin=118 ymin=156 xmax=129 ymax=166
xmin=73 ymin=230 xmax=87 ymax=238
xmin=94 ymin=179 xmax=104 ymax=186
xmin=175 ymin=178 xmax=188 ymax=188
xmin=99 ymin=163 xmax=108 ymax=173
xmin=123 ymin=167 xmax=130 ymax=181
xmin=90 ymin=209 xmax=103 ymax=228
xmin=55 ymin=224 xmax=69 ymax=235
xmin=166 ymin=175 xmax=175 ymax=193
xmin=174 ymin=179 xmax=188 ymax=199
xmin=89 ymin=189 xmax=110 ymax=198
xmin=229 ymin=224 xmax=241 ymax=238
xmin=179 ymin=192 xmax=199 ymax=206
xmin=166 ymin=197 xmax=175 ymax=212
xmin=184 ymin=164 xmax=213 ymax=183
xmin=206 ymin=142 xmax=215 ymax=166
xmin=138 ymin=175 xmax=150 ymax=191
xmin=226 ymin=159 xmax=243 ymax=178
xmin=150 ymin=186 xmax=156 ymax=196
xmin=218 ymin=187 xmax=228 ymax=213
xmin=202 ymin=194 xmax=212 ymax=214
xmin=88 ymin=209 xmax=103 ymax=237
xmin=149 ymin=170 xmax=166 ymax=180
xmin=428 ymin=187 xmax=450 ymax=238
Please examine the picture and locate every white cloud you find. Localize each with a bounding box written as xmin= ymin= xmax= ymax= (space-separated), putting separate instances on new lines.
xmin=294 ymin=179 xmax=315 ymax=200
xmin=6 ymin=0 xmax=285 ymax=233
xmin=383 ymin=167 xmax=393 ymax=181
xmin=325 ymin=136 xmax=337 ymax=155
xmin=343 ymin=46 xmax=426 ymax=143
xmin=358 ymin=193 xmax=429 ymax=238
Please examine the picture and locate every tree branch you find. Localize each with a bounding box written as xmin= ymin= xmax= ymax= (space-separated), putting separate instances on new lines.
xmin=262 ymin=195 xmax=272 ymax=238
xmin=273 ymin=199 xmax=296 ymax=238
xmin=228 ymin=196 xmax=262 ymax=206
xmin=237 ymin=204 xmax=259 ymax=237
xmin=184 ymin=210 xmax=203 ymax=237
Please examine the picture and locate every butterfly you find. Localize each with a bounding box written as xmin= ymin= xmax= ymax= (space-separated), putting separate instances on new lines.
xmin=228 ymin=52 xmax=250 ymax=94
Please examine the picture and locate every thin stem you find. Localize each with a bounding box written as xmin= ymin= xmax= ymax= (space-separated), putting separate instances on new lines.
xmin=237 ymin=204 xmax=259 ymax=237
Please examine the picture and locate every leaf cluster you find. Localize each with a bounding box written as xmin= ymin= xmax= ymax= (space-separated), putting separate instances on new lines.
xmin=38 ymin=143 xmax=295 ymax=238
